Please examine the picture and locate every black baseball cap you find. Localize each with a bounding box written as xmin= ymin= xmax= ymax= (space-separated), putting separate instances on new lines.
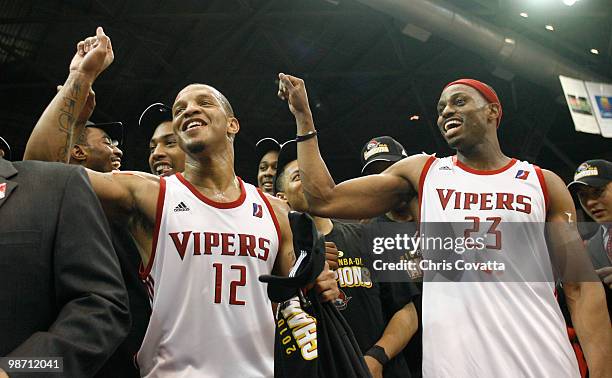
xmin=567 ymin=159 xmax=612 ymax=191
xmin=255 ymin=138 xmax=281 ymax=164
xmin=139 ymin=102 xmax=172 ymax=130
xmin=258 ymin=211 xmax=325 ymax=302
xmin=273 ymin=139 xmax=297 ymax=194
xmin=0 ymin=136 xmax=10 ymax=160
xmin=86 ymin=120 xmax=123 ymax=146
xmin=360 ymin=136 xmax=408 ymax=174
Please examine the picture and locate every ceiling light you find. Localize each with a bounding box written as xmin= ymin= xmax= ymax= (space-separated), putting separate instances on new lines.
xmin=520 ymin=12 xmax=528 ymax=18
xmin=563 ymin=0 xmax=576 ymax=6
xmin=410 ymin=115 xmax=420 ymax=121
xmin=504 ymin=38 xmax=516 ymax=44
xmin=590 ymin=48 xmax=599 ymax=54
xmin=545 ymin=25 xmax=554 ymax=31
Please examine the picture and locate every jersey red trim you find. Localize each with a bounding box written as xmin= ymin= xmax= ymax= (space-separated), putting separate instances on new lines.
xmin=534 ymin=165 xmax=549 ymax=213
xmin=453 ymin=155 xmax=517 ymax=175
xmin=418 ymin=155 xmax=437 ymax=222
xmin=139 ymin=177 xmax=166 ymax=280
xmin=176 ymin=172 xmax=247 ymax=209
xmin=257 ymin=188 xmax=282 ymax=250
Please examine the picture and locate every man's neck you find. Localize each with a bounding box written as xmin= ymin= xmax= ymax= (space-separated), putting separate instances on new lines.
xmin=182 ymin=153 xmax=240 ymax=202
xmin=456 ymin=136 xmax=510 ymax=171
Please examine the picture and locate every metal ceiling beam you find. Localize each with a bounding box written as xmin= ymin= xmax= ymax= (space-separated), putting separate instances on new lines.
xmin=0 ymin=10 xmax=367 ymax=24
xmin=356 ymin=0 xmax=609 ymax=92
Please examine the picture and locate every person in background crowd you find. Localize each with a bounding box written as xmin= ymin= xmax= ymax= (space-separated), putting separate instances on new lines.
xmin=23 ymin=28 xmax=149 ymax=378
xmin=568 ymin=159 xmax=612 ymax=316
xmin=360 ymin=136 xmax=423 ymax=377
xmin=275 ymin=139 xmax=419 ymax=378
xmin=256 ymin=137 xmax=280 ymax=195
xmin=140 ymin=102 xmax=186 ymax=176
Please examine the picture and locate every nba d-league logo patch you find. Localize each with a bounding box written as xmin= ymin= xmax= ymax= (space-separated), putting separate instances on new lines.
xmin=515 ymin=170 xmax=530 ymax=180
xmin=0 ymin=182 xmax=6 ymax=199
xmin=252 ymin=203 xmax=263 ymax=218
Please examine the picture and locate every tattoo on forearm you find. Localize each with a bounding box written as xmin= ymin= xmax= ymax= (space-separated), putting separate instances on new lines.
xmin=56 ymin=78 xmax=81 ymax=162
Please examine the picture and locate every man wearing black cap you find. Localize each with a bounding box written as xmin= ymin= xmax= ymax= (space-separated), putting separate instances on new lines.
xmin=278 ymin=73 xmax=611 ymax=377
xmin=568 ymin=160 xmax=612 ymax=313
xmin=72 ymin=120 xmax=123 ymax=171
xmin=23 ymin=28 xmax=149 ymax=378
xmin=256 ymin=137 xmax=281 ymax=195
xmin=361 ymin=136 xmax=418 ymax=224
xmin=0 ymin=136 xmax=10 ymax=160
xmin=361 ymin=136 xmax=423 ymax=378
xmin=275 ymin=140 xmax=419 ymax=378
xmin=140 ymin=102 xmax=186 ymax=176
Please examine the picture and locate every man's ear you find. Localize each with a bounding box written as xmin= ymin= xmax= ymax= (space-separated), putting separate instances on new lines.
xmin=276 ymin=192 xmax=287 ymax=201
xmin=487 ymin=103 xmax=501 ymax=123
xmin=71 ymin=144 xmax=88 ymax=162
xmin=227 ymin=117 xmax=240 ymax=139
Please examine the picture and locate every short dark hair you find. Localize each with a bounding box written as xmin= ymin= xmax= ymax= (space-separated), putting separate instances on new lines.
xmin=274 ymin=168 xmax=289 ymax=194
xmin=178 ymin=84 xmax=235 ymax=117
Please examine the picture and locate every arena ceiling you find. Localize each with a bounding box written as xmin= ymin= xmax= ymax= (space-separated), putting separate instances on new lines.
xmin=1 ymin=0 xmax=611 ymax=184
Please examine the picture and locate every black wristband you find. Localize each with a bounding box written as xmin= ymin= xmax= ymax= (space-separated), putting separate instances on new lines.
xmin=365 ymin=345 xmax=389 ymax=365
xmin=295 ymin=130 xmax=317 ymax=142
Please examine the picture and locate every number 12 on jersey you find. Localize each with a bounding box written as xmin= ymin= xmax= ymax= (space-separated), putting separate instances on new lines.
xmin=212 ymin=263 xmax=247 ymax=305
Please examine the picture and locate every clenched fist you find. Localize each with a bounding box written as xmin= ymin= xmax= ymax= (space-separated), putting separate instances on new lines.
xmin=69 ymin=26 xmax=114 ymax=81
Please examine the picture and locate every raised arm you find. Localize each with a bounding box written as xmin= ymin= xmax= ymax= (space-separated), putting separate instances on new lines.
xmin=24 ymin=27 xmax=113 ymax=162
xmin=543 ymin=169 xmax=612 ymax=377
xmin=277 ymin=73 xmax=425 ymax=220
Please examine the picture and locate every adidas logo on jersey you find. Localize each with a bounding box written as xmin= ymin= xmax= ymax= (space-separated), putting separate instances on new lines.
xmin=174 ymin=202 xmax=190 ymax=212
xmin=438 ymin=166 xmax=451 ymax=171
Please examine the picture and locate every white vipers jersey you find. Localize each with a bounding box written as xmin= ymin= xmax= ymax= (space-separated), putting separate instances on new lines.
xmin=419 ymin=156 xmax=579 ymax=378
xmin=137 ymin=173 xmax=280 ymax=378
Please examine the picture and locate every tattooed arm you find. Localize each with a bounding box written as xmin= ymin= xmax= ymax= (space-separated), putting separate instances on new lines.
xmin=24 ymin=27 xmax=113 ymax=162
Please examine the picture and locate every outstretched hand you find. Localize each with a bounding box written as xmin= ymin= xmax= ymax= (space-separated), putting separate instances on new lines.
xmin=277 ymin=73 xmax=312 ymax=117
xmin=69 ymin=26 xmax=114 ymax=81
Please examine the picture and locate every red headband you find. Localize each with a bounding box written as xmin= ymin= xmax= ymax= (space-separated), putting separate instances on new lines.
xmin=444 ymin=79 xmax=503 ymax=128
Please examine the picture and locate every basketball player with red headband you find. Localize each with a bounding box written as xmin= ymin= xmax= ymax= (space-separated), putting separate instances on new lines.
xmin=278 ymin=73 xmax=612 ymax=377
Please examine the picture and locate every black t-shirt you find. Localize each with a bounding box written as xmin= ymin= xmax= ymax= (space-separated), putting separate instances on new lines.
xmin=326 ymin=220 xmax=419 ymax=378
xmin=95 ymin=224 xmax=151 ymax=378
xmin=370 ymin=216 xmax=423 ymax=377
xmin=274 ymin=292 xmax=370 ymax=378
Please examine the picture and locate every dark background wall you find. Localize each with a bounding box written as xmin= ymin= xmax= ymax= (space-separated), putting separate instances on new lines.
xmin=1 ymin=0 xmax=610 ymax=185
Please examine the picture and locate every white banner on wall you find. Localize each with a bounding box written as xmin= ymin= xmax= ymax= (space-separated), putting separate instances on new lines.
xmin=559 ymin=75 xmax=601 ymax=135
xmin=585 ymin=81 xmax=612 ymax=138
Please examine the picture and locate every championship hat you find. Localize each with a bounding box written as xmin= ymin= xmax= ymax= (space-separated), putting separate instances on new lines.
xmin=360 ymin=136 xmax=408 ymax=174
xmin=567 ymin=159 xmax=612 ymax=191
